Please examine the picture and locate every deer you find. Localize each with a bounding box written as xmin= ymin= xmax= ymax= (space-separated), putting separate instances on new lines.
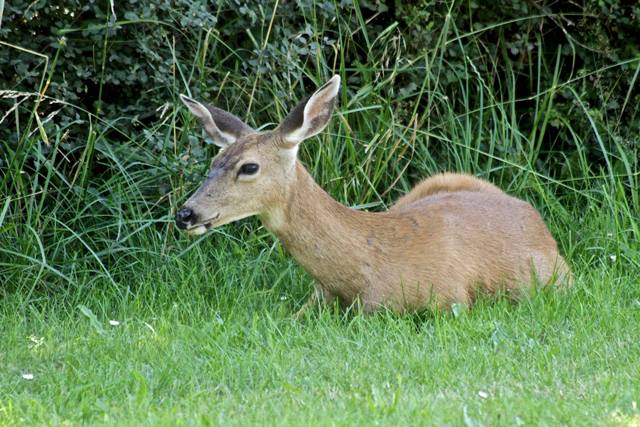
xmin=175 ymin=75 xmax=572 ymax=316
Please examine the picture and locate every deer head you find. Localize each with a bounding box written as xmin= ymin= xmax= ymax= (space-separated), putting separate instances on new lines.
xmin=175 ymin=75 xmax=341 ymax=235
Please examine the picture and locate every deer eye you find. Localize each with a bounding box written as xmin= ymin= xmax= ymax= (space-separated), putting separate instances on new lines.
xmin=239 ymin=163 xmax=259 ymax=175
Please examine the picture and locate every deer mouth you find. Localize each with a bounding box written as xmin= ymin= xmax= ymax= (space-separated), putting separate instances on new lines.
xmin=186 ymin=212 xmax=221 ymax=235
xmin=202 ymin=212 xmax=221 ymax=228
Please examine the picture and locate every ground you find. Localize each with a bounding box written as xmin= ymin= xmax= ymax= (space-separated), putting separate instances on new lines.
xmin=2 ymin=234 xmax=639 ymax=425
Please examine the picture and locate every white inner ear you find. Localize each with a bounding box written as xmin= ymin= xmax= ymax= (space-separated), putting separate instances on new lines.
xmin=180 ymin=94 xmax=237 ymax=147
xmin=285 ymin=75 xmax=340 ymax=144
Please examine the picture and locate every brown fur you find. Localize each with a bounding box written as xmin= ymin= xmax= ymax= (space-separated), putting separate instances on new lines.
xmin=261 ymin=163 xmax=572 ymax=313
xmin=392 ymin=173 xmax=502 ymax=210
xmin=179 ymin=75 xmax=571 ymax=314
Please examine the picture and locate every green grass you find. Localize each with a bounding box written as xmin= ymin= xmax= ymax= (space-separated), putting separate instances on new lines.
xmin=2 ymin=3 xmax=640 ymax=426
xmin=2 ymin=258 xmax=639 ymax=426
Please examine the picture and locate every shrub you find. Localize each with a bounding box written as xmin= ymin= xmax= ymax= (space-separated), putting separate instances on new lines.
xmin=1 ymin=0 xmax=638 ymax=200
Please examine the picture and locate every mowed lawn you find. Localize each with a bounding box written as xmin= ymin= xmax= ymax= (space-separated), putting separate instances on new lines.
xmin=2 ymin=220 xmax=639 ymax=426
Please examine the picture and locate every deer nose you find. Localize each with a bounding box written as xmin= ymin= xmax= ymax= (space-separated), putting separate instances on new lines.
xmin=175 ymin=207 xmax=196 ymax=229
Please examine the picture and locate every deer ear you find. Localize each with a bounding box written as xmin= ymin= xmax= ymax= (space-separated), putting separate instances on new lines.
xmin=278 ymin=75 xmax=340 ymax=147
xmin=180 ymin=94 xmax=254 ymax=148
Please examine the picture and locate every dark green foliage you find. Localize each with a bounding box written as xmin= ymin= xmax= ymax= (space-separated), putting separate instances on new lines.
xmin=1 ymin=1 xmax=218 ymax=123
xmin=395 ymin=0 xmax=640 ymax=167
xmin=2 ymin=0 xmax=637 ymax=177
xmin=0 ymin=0 xmax=351 ymax=135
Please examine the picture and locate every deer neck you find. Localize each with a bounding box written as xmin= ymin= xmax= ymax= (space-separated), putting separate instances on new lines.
xmin=260 ymin=162 xmax=373 ymax=296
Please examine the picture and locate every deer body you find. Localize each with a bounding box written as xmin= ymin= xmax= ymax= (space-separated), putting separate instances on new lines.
xmin=261 ymin=163 xmax=569 ymax=312
xmin=176 ymin=75 xmax=571 ymax=314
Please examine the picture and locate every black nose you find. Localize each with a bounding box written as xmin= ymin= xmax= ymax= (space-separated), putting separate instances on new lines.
xmin=175 ymin=207 xmax=195 ymax=229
